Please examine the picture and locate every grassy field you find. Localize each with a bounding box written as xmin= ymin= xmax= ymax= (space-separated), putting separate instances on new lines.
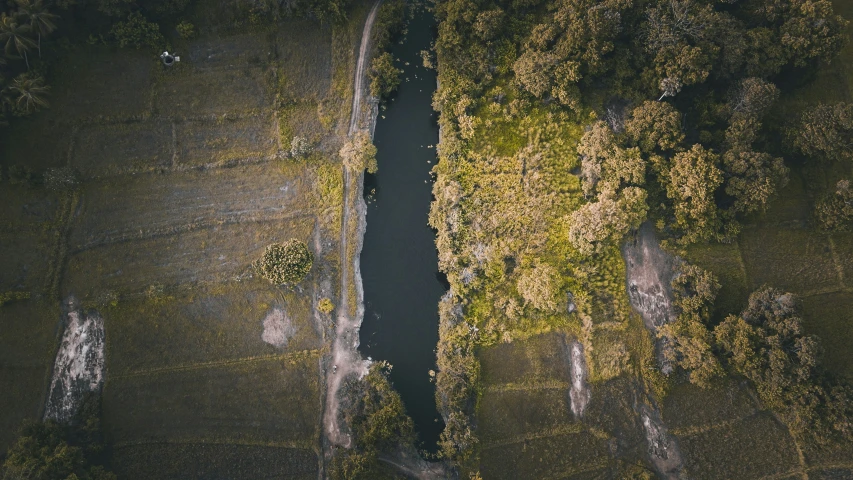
xmin=0 ymin=0 xmax=375 ymax=475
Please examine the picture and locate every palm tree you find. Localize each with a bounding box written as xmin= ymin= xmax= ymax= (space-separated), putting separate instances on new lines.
xmin=6 ymin=73 xmax=49 ymax=115
xmin=15 ymin=0 xmax=58 ymax=58
xmin=0 ymin=13 xmax=36 ymax=69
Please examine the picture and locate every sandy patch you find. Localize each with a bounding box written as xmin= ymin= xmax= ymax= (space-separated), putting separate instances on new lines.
xmin=262 ymin=308 xmax=296 ymax=348
xmin=44 ymin=307 xmax=106 ymax=422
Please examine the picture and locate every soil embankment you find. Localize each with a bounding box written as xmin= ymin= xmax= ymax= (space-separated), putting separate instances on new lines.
xmin=323 ymin=0 xmax=382 ymax=449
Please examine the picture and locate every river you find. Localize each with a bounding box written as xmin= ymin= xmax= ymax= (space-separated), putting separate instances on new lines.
xmin=358 ymin=10 xmax=445 ymax=452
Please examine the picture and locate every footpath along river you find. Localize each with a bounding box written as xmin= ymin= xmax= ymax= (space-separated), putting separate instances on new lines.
xmin=358 ymin=9 xmax=445 ymax=451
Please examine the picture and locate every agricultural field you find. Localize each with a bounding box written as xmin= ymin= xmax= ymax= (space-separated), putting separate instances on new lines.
xmin=0 ymin=1 xmax=375 ymax=477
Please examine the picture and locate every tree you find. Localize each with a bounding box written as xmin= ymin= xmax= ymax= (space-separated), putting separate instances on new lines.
xmin=666 ymin=144 xmax=723 ymax=244
xmin=713 ymin=286 xmax=852 ymax=443
xmin=0 ymin=13 xmax=36 ymax=69
xmin=814 ymin=179 xmax=853 ymax=232
xmin=778 ymin=0 xmax=848 ymax=67
xmin=109 ymin=12 xmax=163 ymax=50
xmin=722 ymin=149 xmax=788 ymax=214
xmin=254 ymin=239 xmax=313 ymax=285
xmin=15 ymin=0 xmax=58 ymax=58
xmin=578 ymin=121 xmax=617 ymax=196
xmin=625 ymin=101 xmax=685 ymax=155
xmin=340 ymin=131 xmax=378 ymax=173
xmin=568 ymin=186 xmax=648 ymax=255
xmin=793 ymin=103 xmax=853 ymax=163
xmin=513 ymin=49 xmax=557 ymax=98
xmin=729 ymin=77 xmax=779 ymax=118
xmin=516 ymin=261 xmax=562 ymax=312
xmin=2 ymin=421 xmax=82 ymax=480
xmin=658 ymin=264 xmax=723 ymax=388
xmin=368 ymin=52 xmax=401 ymax=99
xmin=5 ymin=73 xmax=49 ymax=116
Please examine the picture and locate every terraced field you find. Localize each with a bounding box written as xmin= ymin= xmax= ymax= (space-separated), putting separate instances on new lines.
xmin=0 ymin=1 xmax=376 ymax=476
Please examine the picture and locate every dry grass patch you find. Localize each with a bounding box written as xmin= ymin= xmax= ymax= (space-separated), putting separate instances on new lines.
xmin=111 ymin=442 xmax=317 ymax=480
xmin=71 ymin=120 xmax=173 ymax=179
xmin=102 ymin=355 xmax=321 ymax=447
xmin=68 ymin=164 xmax=311 ymax=251
xmin=153 ymin=67 xmax=274 ymax=117
xmin=479 ymin=430 xmax=611 ymax=480
xmin=175 ymin=115 xmax=278 ymax=167
xmin=50 ymin=49 xmax=154 ymax=120
xmin=103 ymin=283 xmax=321 ymax=374
xmin=678 ymin=412 xmax=800 ymax=480
xmin=63 ymin=215 xmax=315 ymax=299
xmin=0 ymin=301 xmax=61 ymax=451
xmin=801 ymin=292 xmax=853 ymax=383
xmin=185 ymin=33 xmax=276 ymax=72
xmin=276 ymin=21 xmax=334 ymax=102
xmin=739 ymin=226 xmax=840 ymax=294
xmin=478 ymin=388 xmax=576 ymax=445
xmin=662 ymin=379 xmax=756 ymax=433
xmin=479 ymin=333 xmax=572 ymax=385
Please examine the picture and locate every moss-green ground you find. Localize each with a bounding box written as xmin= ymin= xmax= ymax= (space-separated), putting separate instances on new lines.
xmin=0 ymin=1 xmax=374 ymax=476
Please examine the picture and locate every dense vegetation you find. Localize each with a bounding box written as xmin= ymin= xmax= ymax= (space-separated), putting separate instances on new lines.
xmin=429 ymin=0 xmax=852 ymax=468
xmin=1 ymin=396 xmax=114 ymax=480
xmin=331 ymin=363 xmax=415 ymax=480
xmin=254 ymin=240 xmax=314 ymax=285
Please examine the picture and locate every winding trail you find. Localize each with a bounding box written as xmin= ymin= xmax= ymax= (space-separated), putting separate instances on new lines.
xmin=323 ymin=0 xmax=382 ymax=449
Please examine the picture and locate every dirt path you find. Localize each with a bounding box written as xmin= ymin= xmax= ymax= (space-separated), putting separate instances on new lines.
xmin=323 ymin=0 xmax=382 ymax=450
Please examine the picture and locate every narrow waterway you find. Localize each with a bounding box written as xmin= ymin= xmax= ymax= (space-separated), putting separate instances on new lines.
xmin=359 ymin=11 xmax=444 ymax=451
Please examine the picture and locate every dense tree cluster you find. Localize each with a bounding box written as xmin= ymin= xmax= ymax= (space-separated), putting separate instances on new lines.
xmin=0 ymin=0 xmax=57 ymax=123
xmin=815 ymin=179 xmax=853 ymax=232
xmin=429 ymin=0 xmax=851 ymax=465
xmin=715 ymin=287 xmax=853 ymax=444
xmin=657 ymin=264 xmax=722 ymax=388
xmin=331 ymin=363 xmax=415 ymax=480
xmin=2 ymin=395 xmax=114 ymax=480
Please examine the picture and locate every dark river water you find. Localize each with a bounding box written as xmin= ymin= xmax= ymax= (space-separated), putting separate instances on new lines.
xmin=359 ymin=11 xmax=445 ymax=451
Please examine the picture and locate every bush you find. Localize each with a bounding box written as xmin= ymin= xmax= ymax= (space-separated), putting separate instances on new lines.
xmin=254 ymin=239 xmax=313 ymax=285
xmin=290 ymin=136 xmax=312 ymax=158
xmin=176 ymin=21 xmax=195 ymax=39
xmin=339 ymin=132 xmax=377 ymax=173
xmin=110 ymin=12 xmax=164 ymax=50
xmin=8 ymin=165 xmax=35 ymax=186
xmin=318 ymin=297 xmax=335 ymax=314
xmin=368 ymin=52 xmax=401 ymax=99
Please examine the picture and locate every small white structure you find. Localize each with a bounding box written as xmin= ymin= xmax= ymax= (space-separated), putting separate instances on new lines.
xmin=160 ymin=51 xmax=181 ymax=67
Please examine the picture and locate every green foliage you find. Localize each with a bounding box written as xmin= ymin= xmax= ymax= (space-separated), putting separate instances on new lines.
xmin=331 ymin=363 xmax=414 ymax=480
xmin=658 ymin=264 xmax=723 ymax=388
xmin=625 ymin=101 xmax=685 ymax=155
xmin=109 ymin=12 xmax=163 ymax=50
xmin=515 ymin=261 xmax=562 ymax=312
xmin=568 ymin=187 xmax=649 ymax=255
xmin=4 ymin=73 xmax=50 ymax=116
xmin=666 ymin=144 xmax=723 ymax=244
xmin=340 ymin=131 xmax=377 ymax=173
xmin=0 ymin=290 xmax=30 ymax=306
xmin=814 ymin=179 xmax=853 ymax=232
xmin=175 ymin=20 xmax=195 ymax=39
xmin=2 ymin=396 xmax=115 ymax=480
xmin=368 ymin=52 xmax=401 ymax=100
xmin=715 ymin=286 xmax=853 ymax=445
xmin=253 ymin=239 xmax=313 ymax=285
xmin=290 ymin=135 xmax=312 ymax=158
xmin=793 ymin=102 xmax=853 ymax=163
xmin=318 ymin=297 xmax=334 ymax=314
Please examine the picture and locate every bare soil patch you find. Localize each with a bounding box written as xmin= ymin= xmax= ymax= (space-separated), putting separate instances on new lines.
xmin=72 ymin=120 xmax=173 ymax=179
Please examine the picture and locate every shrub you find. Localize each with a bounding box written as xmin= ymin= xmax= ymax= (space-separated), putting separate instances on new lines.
xmin=110 ymin=12 xmax=164 ymax=50
xmin=176 ymin=21 xmax=195 ymax=39
xmin=318 ymin=297 xmax=335 ymax=314
xmin=815 ymin=179 xmax=853 ymax=232
xmin=368 ymin=52 xmax=401 ymax=99
xmin=0 ymin=291 xmax=30 ymax=307
xmin=8 ymin=165 xmax=35 ymax=186
xmin=254 ymin=239 xmax=313 ymax=285
xmin=290 ymin=136 xmax=312 ymax=158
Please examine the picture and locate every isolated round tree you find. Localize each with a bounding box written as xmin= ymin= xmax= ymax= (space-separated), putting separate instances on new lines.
xmin=255 ymin=239 xmax=313 ymax=285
